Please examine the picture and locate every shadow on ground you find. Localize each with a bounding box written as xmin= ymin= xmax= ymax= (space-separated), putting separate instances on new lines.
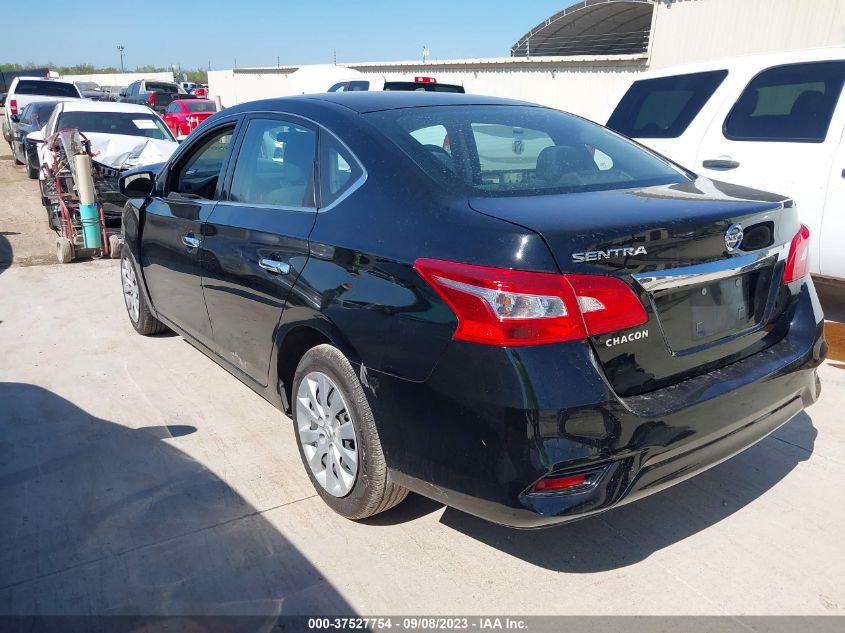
xmin=432 ymin=411 xmax=815 ymax=572
xmin=0 ymin=383 xmax=353 ymax=619
xmin=0 ymin=232 xmax=15 ymax=274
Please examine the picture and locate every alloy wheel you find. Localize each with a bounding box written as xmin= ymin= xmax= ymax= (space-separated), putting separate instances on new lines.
xmin=121 ymin=257 xmax=140 ymax=323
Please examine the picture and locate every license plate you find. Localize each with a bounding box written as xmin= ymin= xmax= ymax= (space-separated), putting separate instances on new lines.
xmin=689 ymin=275 xmax=755 ymax=340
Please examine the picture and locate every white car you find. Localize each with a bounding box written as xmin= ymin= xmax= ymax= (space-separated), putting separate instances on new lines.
xmin=2 ymin=77 xmax=81 ymax=149
xmin=28 ymin=101 xmax=179 ymax=226
xmin=606 ymin=46 xmax=845 ymax=283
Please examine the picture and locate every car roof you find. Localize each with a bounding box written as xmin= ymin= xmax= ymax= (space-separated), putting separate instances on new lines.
xmin=226 ymin=91 xmax=541 ymax=116
xmin=58 ymin=100 xmax=161 ymax=115
xmin=632 ymin=45 xmax=845 ymax=80
xmin=12 ymin=77 xmax=75 ymax=85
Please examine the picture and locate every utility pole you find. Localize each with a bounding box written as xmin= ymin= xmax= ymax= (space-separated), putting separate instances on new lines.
xmin=422 ymin=46 xmax=430 ymax=64
xmin=117 ymin=45 xmax=125 ymax=72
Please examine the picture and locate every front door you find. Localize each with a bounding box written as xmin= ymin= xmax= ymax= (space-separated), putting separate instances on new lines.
xmin=141 ymin=123 xmax=237 ymax=344
xmin=201 ymin=115 xmax=318 ymax=384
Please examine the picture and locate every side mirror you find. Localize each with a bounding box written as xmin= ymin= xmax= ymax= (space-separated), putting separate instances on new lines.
xmin=10 ymin=114 xmax=19 ymax=123
xmin=26 ymin=130 xmax=44 ymax=144
xmin=120 ymin=171 xmax=155 ymax=198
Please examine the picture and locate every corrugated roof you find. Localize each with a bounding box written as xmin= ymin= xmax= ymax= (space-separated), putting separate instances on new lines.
xmin=512 ymin=0 xmax=654 ymax=57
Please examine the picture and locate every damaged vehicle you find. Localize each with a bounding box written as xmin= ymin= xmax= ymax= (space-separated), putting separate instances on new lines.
xmin=30 ymin=100 xmax=178 ymax=230
xmin=118 ymin=93 xmax=826 ymax=527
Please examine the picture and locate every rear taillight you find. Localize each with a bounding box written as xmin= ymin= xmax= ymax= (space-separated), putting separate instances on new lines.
xmin=784 ymin=224 xmax=810 ymax=284
xmin=148 ymin=92 xmax=155 ymax=107
xmin=9 ymin=99 xmax=18 ymax=116
xmin=414 ymin=259 xmax=647 ymax=346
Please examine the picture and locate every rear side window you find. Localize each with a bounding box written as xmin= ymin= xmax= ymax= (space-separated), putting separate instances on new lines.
xmin=229 ymin=118 xmax=317 ymax=208
xmin=13 ymin=80 xmax=80 ymax=98
xmin=319 ymin=136 xmax=363 ymax=206
xmin=607 ymin=70 xmax=728 ymax=138
xmin=724 ymin=61 xmax=845 ymax=142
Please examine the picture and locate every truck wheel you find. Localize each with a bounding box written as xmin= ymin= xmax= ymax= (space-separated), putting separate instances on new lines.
xmin=56 ymin=237 xmax=73 ymax=264
xmin=12 ymin=146 xmax=23 ymax=165
xmin=292 ymin=344 xmax=408 ymax=520
xmin=121 ymin=251 xmax=167 ymax=335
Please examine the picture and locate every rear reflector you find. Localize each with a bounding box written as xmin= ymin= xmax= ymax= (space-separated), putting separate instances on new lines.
xmin=414 ymin=76 xmax=436 ymax=83
xmin=533 ymin=474 xmax=587 ymax=492
xmin=414 ymin=259 xmax=648 ymax=346
xmin=783 ymin=224 xmax=810 ymax=284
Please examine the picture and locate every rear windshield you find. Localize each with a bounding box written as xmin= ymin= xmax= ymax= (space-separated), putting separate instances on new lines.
xmin=383 ymin=82 xmax=465 ymax=93
xmin=366 ymin=105 xmax=687 ymax=197
xmin=146 ymin=82 xmax=179 ymax=94
xmin=14 ymin=80 xmax=80 ymax=98
xmin=607 ymin=70 xmax=728 ymax=138
xmin=184 ymin=101 xmax=217 ymax=113
xmin=57 ymin=111 xmax=173 ymax=141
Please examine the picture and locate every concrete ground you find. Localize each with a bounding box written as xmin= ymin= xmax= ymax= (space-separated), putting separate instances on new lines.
xmin=1 ymin=124 xmax=844 ymax=617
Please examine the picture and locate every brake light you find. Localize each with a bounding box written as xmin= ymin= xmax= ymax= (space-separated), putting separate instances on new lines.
xmin=148 ymin=92 xmax=155 ymax=107
xmin=9 ymin=99 xmax=17 ymax=116
xmin=783 ymin=224 xmax=810 ymax=284
xmin=414 ymin=259 xmax=647 ymax=346
xmin=414 ymin=76 xmax=436 ymax=84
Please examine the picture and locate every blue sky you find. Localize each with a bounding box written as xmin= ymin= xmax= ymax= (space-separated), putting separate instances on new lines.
xmin=2 ymin=0 xmax=570 ymax=69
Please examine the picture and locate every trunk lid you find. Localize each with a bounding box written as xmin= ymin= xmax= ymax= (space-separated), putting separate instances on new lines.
xmin=469 ymin=177 xmax=802 ymax=396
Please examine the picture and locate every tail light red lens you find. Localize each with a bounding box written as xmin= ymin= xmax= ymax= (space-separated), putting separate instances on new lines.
xmin=783 ymin=224 xmax=810 ymax=284
xmin=414 ymin=259 xmax=648 ymax=346
xmin=148 ymin=92 xmax=156 ymax=107
xmin=10 ymin=99 xmax=18 ymax=116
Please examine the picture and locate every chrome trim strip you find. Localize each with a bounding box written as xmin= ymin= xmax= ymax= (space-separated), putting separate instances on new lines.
xmin=632 ymin=243 xmax=789 ymax=292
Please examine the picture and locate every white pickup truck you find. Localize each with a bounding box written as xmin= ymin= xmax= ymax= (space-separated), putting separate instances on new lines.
xmin=606 ymin=46 xmax=845 ymax=283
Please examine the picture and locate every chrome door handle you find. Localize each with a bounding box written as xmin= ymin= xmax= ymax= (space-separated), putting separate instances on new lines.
xmin=258 ymin=258 xmax=290 ymax=275
xmin=181 ymin=235 xmax=201 ymax=248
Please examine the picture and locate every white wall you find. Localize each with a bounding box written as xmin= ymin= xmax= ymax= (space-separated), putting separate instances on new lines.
xmin=209 ymin=58 xmax=647 ymax=123
xmin=60 ymin=71 xmax=175 ymax=87
xmin=649 ymin=0 xmax=845 ymax=68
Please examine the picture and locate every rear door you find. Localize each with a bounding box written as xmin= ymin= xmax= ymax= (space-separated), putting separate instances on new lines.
xmin=201 ymin=114 xmax=319 ymax=384
xmin=694 ymin=60 xmax=845 ymax=273
xmin=141 ymin=121 xmax=238 ymax=345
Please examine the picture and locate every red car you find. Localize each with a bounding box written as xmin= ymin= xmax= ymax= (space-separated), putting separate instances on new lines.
xmin=161 ymin=99 xmax=217 ymax=137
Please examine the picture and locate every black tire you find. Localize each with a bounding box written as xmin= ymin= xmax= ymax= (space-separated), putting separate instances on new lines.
xmin=12 ymin=144 xmax=23 ymax=165
xmin=26 ymin=162 xmax=37 ymax=179
xmin=292 ymin=344 xmax=408 ymax=520
xmin=120 ymin=250 xmax=167 ymax=335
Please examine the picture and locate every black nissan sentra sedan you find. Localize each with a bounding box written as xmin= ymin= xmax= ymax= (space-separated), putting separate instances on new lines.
xmin=118 ymin=92 xmax=826 ymax=527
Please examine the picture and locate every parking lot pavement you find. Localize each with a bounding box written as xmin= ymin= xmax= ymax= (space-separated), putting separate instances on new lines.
xmin=1 ymin=136 xmax=844 ymax=616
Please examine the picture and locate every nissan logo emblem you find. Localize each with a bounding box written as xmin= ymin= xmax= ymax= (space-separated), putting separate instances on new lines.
xmin=725 ymin=223 xmax=744 ymax=251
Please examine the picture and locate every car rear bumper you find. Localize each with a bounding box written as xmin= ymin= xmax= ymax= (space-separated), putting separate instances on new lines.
xmin=367 ymin=279 xmax=826 ymax=528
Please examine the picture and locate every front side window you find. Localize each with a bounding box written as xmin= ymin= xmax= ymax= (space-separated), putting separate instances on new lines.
xmin=172 ymin=127 xmax=234 ymax=199
xmin=367 ymin=105 xmax=687 ymax=197
xmin=229 ymin=118 xmax=317 ymax=208
xmin=724 ymin=61 xmax=845 ymax=142
xmin=607 ymin=70 xmax=728 ymax=139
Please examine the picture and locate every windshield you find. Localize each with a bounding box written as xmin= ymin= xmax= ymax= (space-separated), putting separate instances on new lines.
xmin=57 ymin=111 xmax=173 ymax=141
xmin=76 ymin=82 xmax=101 ymax=91
xmin=14 ymin=80 xmax=80 ymax=98
xmin=366 ymin=105 xmax=688 ymax=197
xmin=184 ymin=101 xmax=217 ymax=113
